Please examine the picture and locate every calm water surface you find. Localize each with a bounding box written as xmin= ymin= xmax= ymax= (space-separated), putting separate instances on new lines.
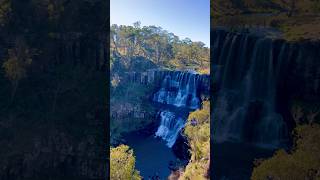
xmin=213 ymin=142 xmax=275 ymax=180
xmin=125 ymin=132 xmax=178 ymax=179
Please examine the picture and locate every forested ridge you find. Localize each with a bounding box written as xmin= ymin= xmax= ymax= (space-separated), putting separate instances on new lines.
xmin=212 ymin=0 xmax=320 ymax=17
xmin=111 ymin=22 xmax=210 ymax=72
xmin=212 ymin=0 xmax=320 ymax=41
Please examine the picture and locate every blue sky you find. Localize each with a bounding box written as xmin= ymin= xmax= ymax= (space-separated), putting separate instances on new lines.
xmin=110 ymin=0 xmax=210 ymax=47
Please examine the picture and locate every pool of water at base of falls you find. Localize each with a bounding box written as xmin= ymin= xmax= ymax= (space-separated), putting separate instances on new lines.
xmin=124 ymin=104 xmax=192 ymax=179
xmin=124 ymin=132 xmax=177 ymax=179
xmin=213 ymin=142 xmax=275 ymax=180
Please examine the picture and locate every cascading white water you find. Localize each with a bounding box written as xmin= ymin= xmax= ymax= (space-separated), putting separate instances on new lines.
xmin=155 ymin=111 xmax=185 ymax=148
xmin=213 ymin=31 xmax=289 ymax=149
xmin=153 ymin=72 xmax=200 ymax=110
xmin=153 ymin=71 xmax=206 ymax=147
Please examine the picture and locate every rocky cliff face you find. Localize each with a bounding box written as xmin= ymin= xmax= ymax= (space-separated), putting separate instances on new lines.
xmin=125 ymin=70 xmax=210 ymax=95
xmin=110 ymin=102 xmax=156 ymax=119
xmin=111 ymin=70 xmax=210 ymax=133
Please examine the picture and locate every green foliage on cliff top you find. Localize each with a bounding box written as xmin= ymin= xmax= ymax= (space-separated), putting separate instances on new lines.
xmin=0 ymin=0 xmax=11 ymax=26
xmin=1 ymin=0 xmax=106 ymax=34
xmin=212 ymin=0 xmax=320 ymax=41
xmin=252 ymin=124 xmax=320 ymax=180
xmin=212 ymin=0 xmax=320 ymax=18
xmin=180 ymin=101 xmax=210 ymax=180
xmin=110 ymin=145 xmax=141 ymax=180
xmin=111 ymin=23 xmax=210 ymax=72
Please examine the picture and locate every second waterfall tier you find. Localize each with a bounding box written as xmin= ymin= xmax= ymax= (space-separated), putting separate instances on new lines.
xmin=155 ymin=111 xmax=185 ymax=148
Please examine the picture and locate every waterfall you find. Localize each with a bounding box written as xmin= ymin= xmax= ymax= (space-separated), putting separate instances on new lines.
xmin=155 ymin=111 xmax=185 ymax=148
xmin=153 ymin=71 xmax=202 ymax=110
xmin=153 ymin=71 xmax=208 ymax=147
xmin=213 ymin=30 xmax=291 ymax=148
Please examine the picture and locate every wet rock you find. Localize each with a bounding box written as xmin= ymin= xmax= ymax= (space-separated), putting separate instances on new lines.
xmin=172 ymin=134 xmax=190 ymax=160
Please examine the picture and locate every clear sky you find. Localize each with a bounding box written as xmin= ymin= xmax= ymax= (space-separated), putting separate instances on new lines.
xmin=110 ymin=0 xmax=210 ymax=47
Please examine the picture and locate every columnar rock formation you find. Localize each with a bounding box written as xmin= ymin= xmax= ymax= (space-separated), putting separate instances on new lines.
xmin=125 ymin=70 xmax=210 ymax=94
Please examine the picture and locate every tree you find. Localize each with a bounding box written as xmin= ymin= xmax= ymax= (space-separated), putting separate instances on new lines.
xmin=0 ymin=0 xmax=11 ymax=26
xmin=111 ymin=24 xmax=121 ymax=56
xmin=110 ymin=145 xmax=141 ymax=180
xmin=133 ymin=21 xmax=141 ymax=29
xmin=47 ymin=0 xmax=65 ymax=22
xmin=273 ymin=0 xmax=297 ymax=16
xmin=2 ymin=38 xmax=33 ymax=103
xmin=110 ymin=23 xmax=209 ymax=71
xmin=252 ymin=124 xmax=320 ymax=180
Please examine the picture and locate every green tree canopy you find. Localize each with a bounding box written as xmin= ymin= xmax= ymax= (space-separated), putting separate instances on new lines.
xmin=252 ymin=124 xmax=320 ymax=180
xmin=181 ymin=101 xmax=210 ymax=180
xmin=110 ymin=145 xmax=141 ymax=180
xmin=110 ymin=22 xmax=209 ymax=71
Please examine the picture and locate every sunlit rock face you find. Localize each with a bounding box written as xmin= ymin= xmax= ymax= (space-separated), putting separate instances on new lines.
xmin=212 ymin=29 xmax=320 ymax=149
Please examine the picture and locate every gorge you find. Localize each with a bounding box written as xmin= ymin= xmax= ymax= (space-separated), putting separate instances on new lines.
xmin=109 ymin=23 xmax=210 ymax=179
xmin=212 ymin=28 xmax=320 ymax=179
xmin=123 ymin=70 xmax=210 ymax=178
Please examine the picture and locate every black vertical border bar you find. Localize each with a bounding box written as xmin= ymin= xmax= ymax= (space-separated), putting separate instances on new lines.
xmin=105 ymin=0 xmax=111 ymax=179
xmin=209 ymin=0 xmax=214 ymax=179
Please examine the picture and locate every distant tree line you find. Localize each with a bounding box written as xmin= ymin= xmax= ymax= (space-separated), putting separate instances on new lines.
xmin=212 ymin=0 xmax=320 ymax=17
xmin=110 ymin=22 xmax=210 ymax=70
